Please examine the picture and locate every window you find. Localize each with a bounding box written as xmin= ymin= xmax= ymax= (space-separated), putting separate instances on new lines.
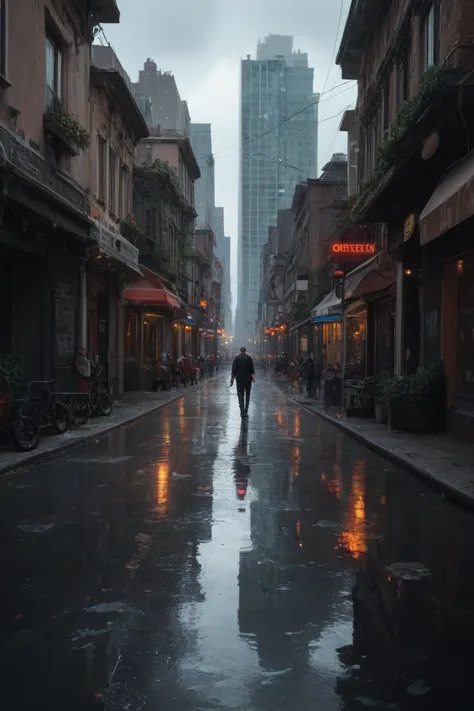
xmin=109 ymin=150 xmax=117 ymax=214
xmin=0 ymin=0 xmax=7 ymax=80
xmin=119 ymin=164 xmax=129 ymax=218
xmin=396 ymin=52 xmax=409 ymax=108
xmin=98 ymin=136 xmax=106 ymax=203
xmin=424 ymin=2 xmax=439 ymax=69
xmin=45 ymin=32 xmax=63 ymax=109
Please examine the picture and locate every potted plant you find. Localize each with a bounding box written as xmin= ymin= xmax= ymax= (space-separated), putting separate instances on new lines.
xmin=385 ymin=363 xmax=446 ymax=433
xmin=0 ymin=353 xmax=25 ymax=422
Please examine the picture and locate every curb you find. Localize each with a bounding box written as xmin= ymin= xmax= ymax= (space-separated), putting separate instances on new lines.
xmin=275 ymin=383 xmax=474 ymax=513
xmin=0 ymin=375 xmax=218 ymax=477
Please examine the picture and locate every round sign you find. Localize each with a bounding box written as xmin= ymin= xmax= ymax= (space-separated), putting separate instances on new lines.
xmin=404 ymin=214 xmax=416 ymax=242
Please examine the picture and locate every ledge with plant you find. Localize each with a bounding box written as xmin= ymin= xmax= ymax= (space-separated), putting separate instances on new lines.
xmin=120 ymin=215 xmax=146 ymax=246
xmin=44 ymin=104 xmax=90 ymax=156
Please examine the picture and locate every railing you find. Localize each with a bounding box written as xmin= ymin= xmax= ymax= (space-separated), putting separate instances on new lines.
xmin=0 ymin=123 xmax=87 ymax=214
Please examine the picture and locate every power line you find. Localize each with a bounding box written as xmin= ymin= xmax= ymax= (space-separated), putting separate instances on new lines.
xmin=222 ymin=106 xmax=352 ymax=163
xmin=206 ymin=80 xmax=353 ymax=161
xmin=320 ymin=0 xmax=345 ymax=98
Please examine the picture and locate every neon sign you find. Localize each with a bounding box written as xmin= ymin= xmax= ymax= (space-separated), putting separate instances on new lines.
xmin=331 ymin=243 xmax=375 ymax=254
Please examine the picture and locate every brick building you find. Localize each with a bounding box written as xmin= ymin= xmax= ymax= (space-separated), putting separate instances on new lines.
xmin=285 ymin=155 xmax=348 ymax=359
xmin=337 ymin=0 xmax=474 ymax=431
xmin=0 ymin=0 xmax=138 ymax=393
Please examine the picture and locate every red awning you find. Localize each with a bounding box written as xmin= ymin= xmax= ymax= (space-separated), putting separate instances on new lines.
xmin=123 ymin=267 xmax=183 ymax=310
xmin=123 ymin=286 xmax=181 ymax=309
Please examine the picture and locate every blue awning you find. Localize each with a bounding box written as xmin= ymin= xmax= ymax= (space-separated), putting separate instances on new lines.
xmin=312 ymin=314 xmax=342 ymax=324
xmin=185 ymin=315 xmax=197 ymax=326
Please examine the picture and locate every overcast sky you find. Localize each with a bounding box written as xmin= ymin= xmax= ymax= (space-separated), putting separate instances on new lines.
xmin=104 ymin=0 xmax=356 ymax=298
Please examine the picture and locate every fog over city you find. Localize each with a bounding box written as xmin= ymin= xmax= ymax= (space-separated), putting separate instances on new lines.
xmin=104 ymin=0 xmax=357 ymax=300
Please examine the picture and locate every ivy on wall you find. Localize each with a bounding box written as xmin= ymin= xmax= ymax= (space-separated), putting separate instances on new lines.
xmin=138 ymin=159 xmax=196 ymax=218
xmin=352 ymin=65 xmax=447 ymax=221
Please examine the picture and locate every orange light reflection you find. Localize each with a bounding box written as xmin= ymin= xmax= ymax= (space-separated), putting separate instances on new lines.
xmin=294 ymin=410 xmax=300 ymax=438
xmin=338 ymin=460 xmax=367 ymax=560
xmin=156 ymin=461 xmax=170 ymax=515
xmin=291 ymin=444 xmax=300 ymax=480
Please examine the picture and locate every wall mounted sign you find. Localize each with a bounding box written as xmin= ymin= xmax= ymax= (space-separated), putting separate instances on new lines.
xmin=403 ymin=213 xmax=416 ymax=242
xmin=331 ymin=243 xmax=375 ymax=255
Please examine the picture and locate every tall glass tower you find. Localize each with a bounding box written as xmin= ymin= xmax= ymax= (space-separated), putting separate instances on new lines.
xmin=236 ymin=35 xmax=319 ymax=343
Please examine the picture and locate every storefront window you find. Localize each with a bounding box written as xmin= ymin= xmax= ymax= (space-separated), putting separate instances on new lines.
xmin=143 ymin=314 xmax=163 ymax=362
xmin=299 ymin=328 xmax=308 ymax=355
xmin=456 ymin=254 xmax=474 ymax=400
xmin=322 ymin=322 xmax=342 ymax=370
xmin=346 ymin=309 xmax=367 ymax=380
xmin=125 ymin=311 xmax=139 ymax=360
xmin=374 ymin=298 xmax=395 ymax=376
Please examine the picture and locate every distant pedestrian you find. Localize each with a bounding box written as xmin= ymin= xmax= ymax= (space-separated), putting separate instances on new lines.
xmin=230 ymin=347 xmax=255 ymax=418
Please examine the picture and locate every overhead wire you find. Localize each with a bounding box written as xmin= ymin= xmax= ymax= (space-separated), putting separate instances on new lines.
xmin=205 ymin=80 xmax=354 ymax=161
xmin=320 ymin=0 xmax=345 ymax=98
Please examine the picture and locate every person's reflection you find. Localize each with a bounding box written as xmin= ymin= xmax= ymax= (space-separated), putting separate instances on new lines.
xmin=233 ymin=420 xmax=251 ymax=502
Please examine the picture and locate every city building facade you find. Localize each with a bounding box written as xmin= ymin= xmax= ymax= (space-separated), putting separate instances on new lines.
xmin=237 ymin=35 xmax=319 ymax=342
xmin=0 ymin=0 xmax=134 ymax=394
xmin=88 ymin=44 xmax=148 ymax=395
xmin=123 ymin=134 xmax=200 ymax=388
xmin=133 ymin=59 xmax=190 ymax=136
xmin=336 ymin=0 xmax=474 ymax=433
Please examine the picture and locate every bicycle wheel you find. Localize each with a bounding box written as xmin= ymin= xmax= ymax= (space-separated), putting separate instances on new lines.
xmin=51 ymin=401 xmax=71 ymax=434
xmin=72 ymin=398 xmax=91 ymax=426
xmin=99 ymin=392 xmax=113 ymax=416
xmin=12 ymin=416 xmax=40 ymax=451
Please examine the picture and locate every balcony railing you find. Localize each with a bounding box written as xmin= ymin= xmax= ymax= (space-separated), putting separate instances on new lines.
xmin=0 ymin=123 xmax=87 ymax=214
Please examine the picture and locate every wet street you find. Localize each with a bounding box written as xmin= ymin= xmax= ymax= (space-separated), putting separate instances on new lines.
xmin=1 ymin=374 xmax=474 ymax=711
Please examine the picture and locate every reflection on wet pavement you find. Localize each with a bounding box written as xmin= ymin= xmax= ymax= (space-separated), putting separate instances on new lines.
xmin=1 ymin=376 xmax=474 ymax=709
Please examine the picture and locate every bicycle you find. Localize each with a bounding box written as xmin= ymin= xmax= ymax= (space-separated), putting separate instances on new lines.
xmin=0 ymin=399 xmax=40 ymax=451
xmin=89 ymin=379 xmax=113 ymax=417
xmin=22 ymin=380 xmax=71 ymax=434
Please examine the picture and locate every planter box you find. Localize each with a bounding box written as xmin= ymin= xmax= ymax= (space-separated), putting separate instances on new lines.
xmin=389 ymin=401 xmax=439 ymax=433
xmin=374 ymin=399 xmax=388 ymax=424
xmin=43 ymin=116 xmax=79 ymax=157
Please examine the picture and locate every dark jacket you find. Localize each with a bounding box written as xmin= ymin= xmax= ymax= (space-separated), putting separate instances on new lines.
xmin=232 ymin=353 xmax=255 ymax=382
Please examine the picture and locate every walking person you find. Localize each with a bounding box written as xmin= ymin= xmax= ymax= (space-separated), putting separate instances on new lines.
xmin=230 ymin=347 xmax=255 ymax=418
xmin=306 ymin=354 xmax=317 ymax=399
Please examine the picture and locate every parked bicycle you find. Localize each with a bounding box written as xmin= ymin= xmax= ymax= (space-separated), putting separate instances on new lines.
xmin=22 ymin=380 xmax=71 ymax=434
xmin=0 ymin=400 xmax=40 ymax=451
xmin=89 ymin=378 xmax=113 ymax=417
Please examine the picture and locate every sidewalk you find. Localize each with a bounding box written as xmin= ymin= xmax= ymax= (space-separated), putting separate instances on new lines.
xmin=0 ymin=377 xmax=217 ymax=476
xmin=273 ymin=378 xmax=474 ymax=511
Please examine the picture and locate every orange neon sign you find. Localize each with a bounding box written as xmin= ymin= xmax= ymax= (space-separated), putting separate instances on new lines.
xmin=331 ymin=243 xmax=375 ymax=255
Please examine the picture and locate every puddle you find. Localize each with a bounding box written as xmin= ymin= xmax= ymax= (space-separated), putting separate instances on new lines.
xmin=407 ymin=680 xmax=431 ymax=696
xmin=17 ymin=524 xmax=55 ymax=533
xmin=85 ymin=602 xmax=127 ymax=614
xmin=313 ymin=520 xmax=342 ymax=529
xmin=385 ymin=562 xmax=432 ymax=581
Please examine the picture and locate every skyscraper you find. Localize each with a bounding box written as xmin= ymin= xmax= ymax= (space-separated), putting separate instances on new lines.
xmin=190 ymin=124 xmax=215 ymax=230
xmin=236 ymin=35 xmax=319 ymax=341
